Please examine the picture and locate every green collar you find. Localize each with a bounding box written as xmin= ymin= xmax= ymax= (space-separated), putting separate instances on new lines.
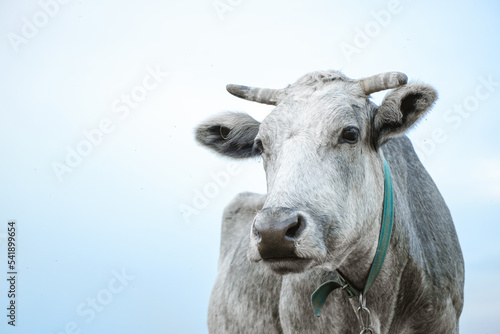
xmin=311 ymin=157 xmax=394 ymax=317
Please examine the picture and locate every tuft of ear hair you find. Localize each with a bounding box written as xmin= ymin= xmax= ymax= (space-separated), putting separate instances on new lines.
xmin=373 ymin=83 xmax=438 ymax=148
xmin=195 ymin=112 xmax=261 ymax=159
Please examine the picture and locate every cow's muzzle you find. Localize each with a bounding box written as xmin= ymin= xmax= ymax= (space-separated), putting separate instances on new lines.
xmin=252 ymin=208 xmax=306 ymax=260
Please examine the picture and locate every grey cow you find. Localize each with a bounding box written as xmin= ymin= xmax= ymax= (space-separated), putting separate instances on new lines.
xmin=195 ymin=70 xmax=464 ymax=333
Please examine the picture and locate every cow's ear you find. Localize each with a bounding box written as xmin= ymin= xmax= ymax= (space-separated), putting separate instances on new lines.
xmin=195 ymin=112 xmax=260 ymax=158
xmin=372 ymin=83 xmax=437 ymax=148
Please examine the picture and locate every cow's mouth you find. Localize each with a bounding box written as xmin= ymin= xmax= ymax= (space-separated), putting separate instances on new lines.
xmin=263 ymin=257 xmax=313 ymax=275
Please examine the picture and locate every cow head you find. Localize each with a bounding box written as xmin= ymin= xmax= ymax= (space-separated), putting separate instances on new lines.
xmin=196 ymin=70 xmax=437 ymax=274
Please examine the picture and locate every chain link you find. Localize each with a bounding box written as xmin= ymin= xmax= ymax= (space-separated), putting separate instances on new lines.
xmin=356 ymin=293 xmax=373 ymax=333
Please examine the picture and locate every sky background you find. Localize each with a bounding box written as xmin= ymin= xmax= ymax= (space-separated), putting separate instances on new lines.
xmin=0 ymin=0 xmax=499 ymax=333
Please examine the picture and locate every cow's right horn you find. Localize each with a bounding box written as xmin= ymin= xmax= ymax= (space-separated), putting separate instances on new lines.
xmin=359 ymin=72 xmax=408 ymax=95
xmin=226 ymin=84 xmax=284 ymax=105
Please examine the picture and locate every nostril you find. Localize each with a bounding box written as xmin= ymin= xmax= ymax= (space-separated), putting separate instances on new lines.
xmin=252 ymin=222 xmax=261 ymax=241
xmin=285 ymin=222 xmax=300 ymax=238
xmin=285 ymin=216 xmax=303 ymax=239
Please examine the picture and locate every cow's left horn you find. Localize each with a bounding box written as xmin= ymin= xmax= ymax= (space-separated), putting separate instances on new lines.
xmin=359 ymin=72 xmax=408 ymax=95
xmin=226 ymin=84 xmax=284 ymax=105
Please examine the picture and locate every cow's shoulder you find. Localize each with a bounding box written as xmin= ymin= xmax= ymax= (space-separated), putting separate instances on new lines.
xmin=223 ymin=191 xmax=266 ymax=216
xmin=217 ymin=192 xmax=265 ymax=259
xmin=209 ymin=191 xmax=282 ymax=334
xmin=222 ymin=192 xmax=266 ymax=231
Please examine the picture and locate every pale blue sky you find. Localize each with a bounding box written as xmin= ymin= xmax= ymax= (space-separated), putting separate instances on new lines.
xmin=1 ymin=0 xmax=499 ymax=333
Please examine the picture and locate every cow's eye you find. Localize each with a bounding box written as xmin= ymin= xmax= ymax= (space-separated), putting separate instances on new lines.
xmin=254 ymin=139 xmax=264 ymax=154
xmin=340 ymin=127 xmax=359 ymax=144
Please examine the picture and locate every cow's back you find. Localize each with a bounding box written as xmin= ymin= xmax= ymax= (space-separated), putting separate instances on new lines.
xmin=382 ymin=136 xmax=464 ymax=332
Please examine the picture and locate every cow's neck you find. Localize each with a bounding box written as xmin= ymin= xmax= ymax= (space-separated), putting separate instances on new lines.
xmin=335 ymin=203 xmax=403 ymax=333
xmin=334 ymin=155 xmax=398 ymax=297
xmin=335 ymin=230 xmax=381 ymax=292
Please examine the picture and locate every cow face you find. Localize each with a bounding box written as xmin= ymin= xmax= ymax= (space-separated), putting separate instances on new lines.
xmin=196 ymin=71 xmax=437 ymax=274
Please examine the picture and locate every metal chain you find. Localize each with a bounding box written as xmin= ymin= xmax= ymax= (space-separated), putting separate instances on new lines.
xmin=356 ymin=293 xmax=373 ymax=334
